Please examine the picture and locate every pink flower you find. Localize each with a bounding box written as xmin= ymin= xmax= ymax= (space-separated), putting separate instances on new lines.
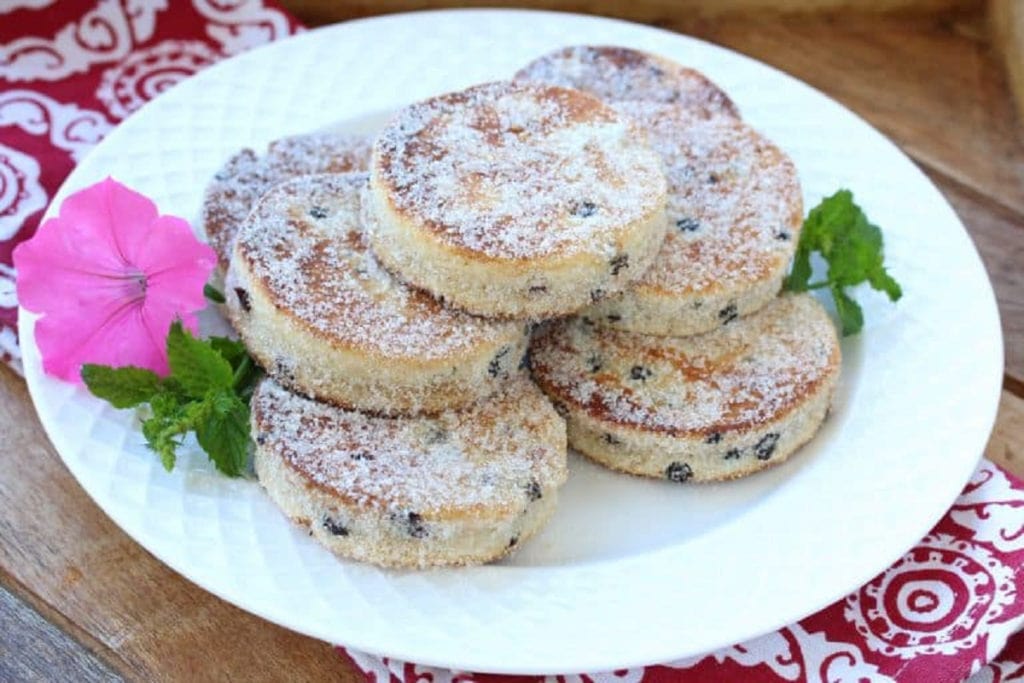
xmin=14 ymin=177 xmax=216 ymax=383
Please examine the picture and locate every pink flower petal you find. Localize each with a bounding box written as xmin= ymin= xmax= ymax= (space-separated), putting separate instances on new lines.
xmin=35 ymin=299 xmax=166 ymax=382
xmin=98 ymin=178 xmax=164 ymax=266
xmin=14 ymin=178 xmax=218 ymax=384
xmin=56 ymin=178 xmax=155 ymax=271
xmin=131 ymin=214 xmax=216 ymax=274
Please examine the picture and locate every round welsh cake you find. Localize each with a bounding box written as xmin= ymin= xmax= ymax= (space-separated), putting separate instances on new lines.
xmin=252 ymin=376 xmax=568 ymax=568
xmin=515 ymin=45 xmax=739 ymax=117
xmin=530 ymin=294 xmax=841 ymax=483
xmin=202 ymin=131 xmax=372 ymax=271
xmin=368 ymin=80 xmax=668 ymax=319
xmin=225 ymin=172 xmax=528 ymax=415
xmin=584 ymin=103 xmax=803 ymax=336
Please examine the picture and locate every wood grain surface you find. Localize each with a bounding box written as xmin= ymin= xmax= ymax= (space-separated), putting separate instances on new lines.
xmin=1 ymin=3 xmax=1021 ymax=680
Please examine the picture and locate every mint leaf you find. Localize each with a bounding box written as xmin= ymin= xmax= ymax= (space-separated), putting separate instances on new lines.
xmin=166 ymin=320 xmax=233 ymax=397
xmin=195 ymin=390 xmax=250 ymax=476
xmin=784 ymin=189 xmax=902 ymax=335
xmin=141 ymin=397 xmax=207 ymax=472
xmin=81 ymin=365 xmax=162 ymax=408
xmin=85 ymin=323 xmax=258 ymax=477
xmin=209 ymin=336 xmax=248 ymax=370
xmin=204 ymin=283 xmax=226 ymax=304
xmin=832 ymin=285 xmax=865 ymax=336
xmin=868 ymin=266 xmax=903 ymax=302
xmin=786 ymin=246 xmax=813 ymax=292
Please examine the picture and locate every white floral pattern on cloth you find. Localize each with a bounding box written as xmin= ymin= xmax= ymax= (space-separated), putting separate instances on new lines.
xmin=96 ymin=40 xmax=220 ymax=120
xmin=0 ymin=0 xmax=56 ymax=14
xmin=0 ymin=90 xmax=114 ymax=162
xmin=0 ymin=143 xmax=46 ymax=241
xmin=845 ymin=534 xmax=1016 ymax=660
xmin=193 ymin=0 xmax=297 ymax=55
xmin=0 ymin=0 xmax=143 ymax=82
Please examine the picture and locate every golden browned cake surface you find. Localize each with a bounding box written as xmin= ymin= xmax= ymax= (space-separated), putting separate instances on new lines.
xmin=225 ymin=172 xmax=527 ymax=415
xmin=515 ymin=45 xmax=739 ymax=117
xmin=202 ymin=131 xmax=372 ymax=269
xmin=252 ymin=376 xmax=568 ymax=568
xmin=530 ymin=294 xmax=840 ymax=482
xmin=584 ymin=102 xmax=802 ymax=336
xmin=368 ymin=80 xmax=668 ymax=318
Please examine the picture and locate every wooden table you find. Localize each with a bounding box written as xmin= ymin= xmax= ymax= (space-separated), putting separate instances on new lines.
xmin=2 ymin=4 xmax=1023 ymax=681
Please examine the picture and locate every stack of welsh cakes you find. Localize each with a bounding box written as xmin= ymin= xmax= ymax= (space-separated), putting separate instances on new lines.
xmin=203 ymin=45 xmax=840 ymax=570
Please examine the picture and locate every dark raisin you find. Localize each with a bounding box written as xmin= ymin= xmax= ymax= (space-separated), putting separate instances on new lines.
xmin=610 ymin=254 xmax=629 ymax=276
xmin=528 ymin=284 xmax=548 ymax=294
xmin=322 ymin=516 xmax=349 ymax=536
xmin=776 ymin=231 xmax=791 ymax=241
xmin=488 ymin=345 xmax=511 ymax=378
xmin=665 ymin=462 xmax=692 ymax=483
xmin=590 ymin=288 xmax=606 ymax=303
xmin=508 ymin=535 xmax=519 ymax=548
xmin=705 ymin=432 xmax=722 ymax=444
xmin=309 ymin=205 xmax=328 ymax=219
xmin=676 ymin=217 xmax=701 ymax=232
xmin=693 ymin=300 xmax=703 ymax=309
xmin=581 ymin=316 xmax=595 ymax=326
xmin=350 ymin=450 xmax=374 ymax=460
xmin=755 ymin=433 xmax=780 ymax=460
xmin=274 ymin=357 xmax=296 ymax=382
xmin=574 ymin=200 xmax=598 ymax=218
xmin=649 ymin=65 xmax=666 ymax=77
xmin=518 ymin=350 xmax=531 ymax=371
xmin=404 ymin=512 xmax=428 ymax=539
xmin=718 ymin=303 xmax=738 ymax=324
xmin=708 ymin=173 xmax=720 ymax=184
xmin=587 ymin=353 xmax=602 ymax=373
xmin=606 ymin=313 xmax=622 ymax=323
xmin=234 ymin=287 xmax=251 ymax=313
xmin=630 ymin=365 xmax=652 ymax=381
xmin=552 ymin=401 xmax=570 ymax=418
xmin=256 ymin=434 xmax=266 ymax=445
xmin=724 ymin=448 xmax=742 ymax=460
xmin=526 ymin=479 xmax=543 ymax=502
xmin=426 ymin=426 xmax=447 ymax=444
xmin=602 ymin=433 xmax=622 ymax=446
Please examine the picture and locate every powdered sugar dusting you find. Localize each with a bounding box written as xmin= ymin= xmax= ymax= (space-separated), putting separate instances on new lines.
xmin=616 ymin=102 xmax=802 ymax=295
xmin=253 ymin=377 xmax=566 ymax=514
xmin=236 ymin=172 xmax=520 ymax=359
xmin=531 ymin=294 xmax=839 ymax=434
xmin=202 ymin=131 xmax=371 ymax=266
xmin=515 ymin=45 xmax=739 ymax=117
xmin=373 ymin=81 xmax=666 ymax=260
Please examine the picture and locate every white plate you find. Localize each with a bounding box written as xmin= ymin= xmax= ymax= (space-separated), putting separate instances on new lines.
xmin=20 ymin=9 xmax=1003 ymax=675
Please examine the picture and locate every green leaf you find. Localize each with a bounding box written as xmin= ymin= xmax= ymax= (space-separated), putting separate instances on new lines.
xmin=832 ymin=285 xmax=865 ymax=336
xmin=81 ymin=365 xmax=162 ymax=409
xmin=141 ymin=398 xmax=209 ymax=472
xmin=868 ymin=266 xmax=903 ymax=301
xmin=166 ymin=320 xmax=234 ymax=397
xmin=204 ymin=283 xmax=226 ymax=304
xmin=195 ymin=391 xmax=250 ymax=476
xmin=785 ymin=247 xmax=812 ymax=292
xmin=786 ymin=189 xmax=903 ymax=336
xmin=209 ymin=336 xmax=248 ymax=370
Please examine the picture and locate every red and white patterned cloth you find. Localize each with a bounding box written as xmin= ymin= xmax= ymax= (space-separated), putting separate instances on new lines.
xmin=2 ymin=4 xmax=1022 ymax=681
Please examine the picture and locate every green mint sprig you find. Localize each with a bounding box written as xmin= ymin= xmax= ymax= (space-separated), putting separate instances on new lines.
xmin=784 ymin=189 xmax=903 ymax=335
xmin=81 ymin=321 xmax=262 ymax=476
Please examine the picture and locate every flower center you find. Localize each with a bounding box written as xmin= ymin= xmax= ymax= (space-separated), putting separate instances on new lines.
xmin=124 ymin=268 xmax=147 ymax=301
